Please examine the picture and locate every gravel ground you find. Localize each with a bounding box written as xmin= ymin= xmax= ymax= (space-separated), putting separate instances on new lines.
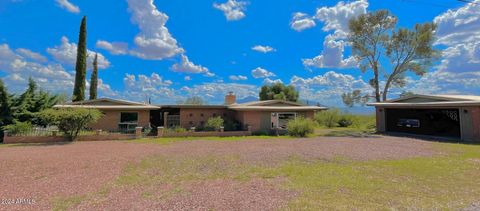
xmin=0 ymin=136 xmax=437 ymax=210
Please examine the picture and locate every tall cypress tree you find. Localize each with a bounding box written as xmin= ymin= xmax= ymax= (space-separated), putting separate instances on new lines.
xmin=72 ymin=16 xmax=87 ymax=102
xmin=89 ymin=53 xmax=98 ymax=100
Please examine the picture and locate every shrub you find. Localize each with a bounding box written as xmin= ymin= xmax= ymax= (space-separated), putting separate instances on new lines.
xmin=287 ymin=117 xmax=316 ymax=137
xmin=224 ymin=119 xmax=240 ymax=131
xmin=38 ymin=108 xmax=102 ymax=141
xmin=338 ymin=114 xmax=354 ymax=127
xmin=167 ymin=126 xmax=187 ymax=133
xmin=205 ymin=116 xmax=224 ymax=131
xmin=142 ymin=125 xmax=152 ymax=137
xmin=3 ymin=121 xmax=32 ymax=135
xmin=315 ymin=109 xmax=341 ymax=128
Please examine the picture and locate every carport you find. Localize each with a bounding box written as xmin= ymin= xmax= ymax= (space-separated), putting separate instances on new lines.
xmin=369 ymin=94 xmax=480 ymax=142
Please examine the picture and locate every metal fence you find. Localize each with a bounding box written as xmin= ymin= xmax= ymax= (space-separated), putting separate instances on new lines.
xmin=5 ymin=127 xmax=135 ymax=137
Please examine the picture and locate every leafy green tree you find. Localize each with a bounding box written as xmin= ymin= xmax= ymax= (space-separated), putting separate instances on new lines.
xmin=10 ymin=78 xmax=61 ymax=125
xmin=72 ymin=16 xmax=88 ymax=102
xmin=38 ymin=108 xmax=102 ymax=141
xmin=0 ymin=79 xmax=13 ymax=140
xmin=344 ymin=10 xmax=437 ymax=105
xmin=89 ymin=53 xmax=98 ymax=100
xmin=259 ymin=83 xmax=299 ymax=102
xmin=178 ymin=96 xmax=205 ymax=105
xmin=205 ymin=116 xmax=224 ymax=131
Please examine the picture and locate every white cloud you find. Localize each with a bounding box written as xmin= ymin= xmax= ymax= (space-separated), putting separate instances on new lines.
xmin=96 ymin=40 xmax=129 ymax=55
xmin=0 ymin=43 xmax=73 ymax=93
xmin=303 ymin=35 xmax=357 ymax=69
xmin=182 ymin=82 xmax=258 ymax=102
xmin=15 ymin=48 xmax=47 ymax=63
xmin=213 ymin=0 xmax=247 ymax=21
xmin=123 ymin=73 xmax=177 ymax=103
xmin=229 ymin=75 xmax=248 ymax=80
xmin=99 ymin=0 xmax=183 ymax=60
xmin=290 ymin=12 xmax=316 ymax=32
xmin=184 ymin=76 xmax=192 ymax=81
xmin=126 ymin=0 xmax=184 ymax=60
xmin=301 ymin=0 xmax=367 ymax=69
xmin=55 ymin=0 xmax=80 ymax=14
xmin=432 ymin=1 xmax=480 ymax=78
xmin=314 ymin=0 xmax=368 ymax=39
xmin=46 ymin=36 xmax=110 ymax=69
xmin=251 ymin=67 xmax=276 ymax=78
xmin=251 ymin=45 xmax=276 ymax=53
xmin=289 ymin=71 xmax=370 ymax=106
xmin=0 ymin=43 xmax=118 ymax=98
xmin=171 ymin=54 xmax=214 ymax=77
xmin=434 ymin=0 xmax=480 ymax=46
xmin=263 ymin=78 xmax=283 ymax=84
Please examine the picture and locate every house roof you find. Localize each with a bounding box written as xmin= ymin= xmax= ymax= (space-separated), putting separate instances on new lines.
xmin=368 ymin=94 xmax=480 ymax=107
xmin=229 ymin=99 xmax=327 ymax=111
xmin=55 ymin=98 xmax=327 ymax=111
xmin=54 ymin=98 xmax=159 ymax=110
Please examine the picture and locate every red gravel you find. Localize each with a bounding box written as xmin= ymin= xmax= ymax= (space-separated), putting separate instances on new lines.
xmin=0 ymin=136 xmax=437 ymax=210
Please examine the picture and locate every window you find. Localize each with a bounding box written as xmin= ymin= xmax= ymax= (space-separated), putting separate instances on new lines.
xmin=119 ymin=112 xmax=139 ymax=133
xmin=200 ymin=113 xmax=204 ymax=117
xmin=271 ymin=112 xmax=296 ymax=129
xmin=213 ymin=113 xmax=217 ymax=117
xmin=189 ymin=113 xmax=193 ymax=117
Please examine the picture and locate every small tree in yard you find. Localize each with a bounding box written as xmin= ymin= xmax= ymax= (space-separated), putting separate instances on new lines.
xmin=205 ymin=116 xmax=224 ymax=131
xmin=39 ymin=108 xmax=102 ymax=141
xmin=287 ymin=117 xmax=315 ymax=137
xmin=315 ymin=109 xmax=341 ymax=128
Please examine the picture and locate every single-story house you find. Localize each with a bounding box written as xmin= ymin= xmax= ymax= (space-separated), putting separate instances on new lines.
xmin=54 ymin=93 xmax=326 ymax=134
xmin=368 ymin=94 xmax=480 ymax=142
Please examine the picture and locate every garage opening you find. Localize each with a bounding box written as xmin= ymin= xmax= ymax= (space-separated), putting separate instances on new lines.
xmin=385 ymin=108 xmax=461 ymax=138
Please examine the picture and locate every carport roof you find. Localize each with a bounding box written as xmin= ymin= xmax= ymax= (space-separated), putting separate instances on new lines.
xmin=368 ymin=94 xmax=480 ymax=107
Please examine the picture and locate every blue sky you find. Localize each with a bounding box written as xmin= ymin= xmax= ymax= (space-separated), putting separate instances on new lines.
xmin=0 ymin=0 xmax=479 ymax=110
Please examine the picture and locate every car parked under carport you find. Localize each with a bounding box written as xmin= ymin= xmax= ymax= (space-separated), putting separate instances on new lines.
xmin=369 ymin=94 xmax=480 ymax=142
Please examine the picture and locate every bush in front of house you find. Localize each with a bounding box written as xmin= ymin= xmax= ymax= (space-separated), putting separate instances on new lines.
xmin=167 ymin=126 xmax=187 ymax=133
xmin=338 ymin=114 xmax=354 ymax=127
xmin=38 ymin=108 xmax=103 ymax=141
xmin=314 ymin=109 xmax=341 ymax=128
xmin=3 ymin=121 xmax=32 ymax=135
xmin=205 ymin=116 xmax=224 ymax=131
xmin=223 ymin=119 xmax=240 ymax=131
xmin=287 ymin=117 xmax=316 ymax=137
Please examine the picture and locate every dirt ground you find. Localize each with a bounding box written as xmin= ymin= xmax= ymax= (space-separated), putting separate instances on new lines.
xmin=0 ymin=136 xmax=438 ymax=210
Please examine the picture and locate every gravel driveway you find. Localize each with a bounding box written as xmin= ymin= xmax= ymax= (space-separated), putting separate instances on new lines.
xmin=0 ymin=136 xmax=437 ymax=210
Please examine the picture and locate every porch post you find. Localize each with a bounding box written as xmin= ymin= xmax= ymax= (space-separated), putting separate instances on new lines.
xmin=164 ymin=112 xmax=169 ymax=128
xmin=157 ymin=127 xmax=164 ymax=137
xmin=135 ymin=127 xmax=143 ymax=138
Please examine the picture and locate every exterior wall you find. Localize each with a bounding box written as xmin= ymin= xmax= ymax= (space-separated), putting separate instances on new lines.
xmin=88 ymin=109 xmax=150 ymax=130
xmin=237 ymin=110 xmax=316 ymax=133
xmin=460 ymin=106 xmax=480 ymax=142
xmin=376 ymin=107 xmax=386 ymax=133
xmin=179 ymin=108 xmax=233 ymax=129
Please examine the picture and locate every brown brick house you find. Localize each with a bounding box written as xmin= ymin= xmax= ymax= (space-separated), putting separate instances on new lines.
xmin=55 ymin=93 xmax=326 ymax=134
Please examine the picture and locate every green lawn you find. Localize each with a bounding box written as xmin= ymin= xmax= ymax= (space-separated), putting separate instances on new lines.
xmin=111 ymin=142 xmax=480 ymax=210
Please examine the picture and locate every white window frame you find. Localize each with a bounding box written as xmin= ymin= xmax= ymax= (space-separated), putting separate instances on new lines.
xmin=271 ymin=112 xmax=297 ymax=129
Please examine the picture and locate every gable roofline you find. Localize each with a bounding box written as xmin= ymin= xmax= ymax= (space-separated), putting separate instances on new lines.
xmin=67 ymin=98 xmax=148 ymax=106
xmin=387 ymin=94 xmax=480 ymax=103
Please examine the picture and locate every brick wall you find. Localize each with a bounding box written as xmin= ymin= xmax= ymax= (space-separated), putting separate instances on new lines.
xmin=179 ymin=108 xmax=234 ymax=129
xmin=89 ymin=109 xmax=150 ymax=130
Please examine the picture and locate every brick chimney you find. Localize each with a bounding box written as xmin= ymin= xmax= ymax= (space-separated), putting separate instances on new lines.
xmin=224 ymin=92 xmax=236 ymax=105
